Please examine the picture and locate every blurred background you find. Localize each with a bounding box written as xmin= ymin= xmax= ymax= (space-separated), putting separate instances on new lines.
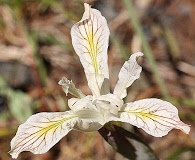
xmin=0 ymin=0 xmax=194 ymax=159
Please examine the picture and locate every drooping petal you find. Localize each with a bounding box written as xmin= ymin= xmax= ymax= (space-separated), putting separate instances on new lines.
xmin=68 ymin=98 xmax=107 ymax=130
xmin=58 ymin=77 xmax=85 ymax=98
xmin=113 ymin=52 xmax=143 ymax=99
xmin=115 ymin=98 xmax=190 ymax=137
xmin=71 ymin=3 xmax=110 ymax=95
xmin=74 ymin=109 xmax=105 ymax=131
xmin=9 ymin=111 xmax=78 ymax=159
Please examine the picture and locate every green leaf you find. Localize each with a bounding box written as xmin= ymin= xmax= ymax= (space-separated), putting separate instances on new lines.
xmin=0 ymin=76 xmax=33 ymax=122
xmin=99 ymin=125 xmax=159 ymax=160
xmin=8 ymin=90 xmax=33 ymax=122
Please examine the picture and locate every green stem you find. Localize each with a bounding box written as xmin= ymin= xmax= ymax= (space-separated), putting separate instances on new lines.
xmin=165 ymin=147 xmax=195 ymax=160
xmin=122 ymin=0 xmax=170 ymax=100
xmin=110 ymin=33 xmax=129 ymax=60
xmin=12 ymin=4 xmax=47 ymax=85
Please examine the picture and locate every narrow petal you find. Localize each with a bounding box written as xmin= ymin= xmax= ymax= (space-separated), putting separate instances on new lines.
xmin=71 ymin=3 xmax=110 ymax=95
xmin=58 ymin=77 xmax=85 ymax=98
xmin=88 ymin=73 xmax=104 ymax=97
xmin=116 ymin=98 xmax=190 ymax=137
xmin=113 ymin=52 xmax=143 ymax=99
xmin=68 ymin=95 xmax=93 ymax=112
xmin=9 ymin=111 xmax=78 ymax=159
xmin=96 ymin=94 xmax=123 ymax=108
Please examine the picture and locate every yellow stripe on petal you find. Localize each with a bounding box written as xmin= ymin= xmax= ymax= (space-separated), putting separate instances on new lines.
xmin=71 ymin=3 xmax=110 ymax=96
xmin=36 ymin=116 xmax=73 ymax=136
xmin=118 ymin=98 xmax=190 ymax=137
xmin=9 ymin=112 xmax=77 ymax=159
xmin=84 ymin=22 xmax=99 ymax=73
xmin=71 ymin=3 xmax=110 ymax=80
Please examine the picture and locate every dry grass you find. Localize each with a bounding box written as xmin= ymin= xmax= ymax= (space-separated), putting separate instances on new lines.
xmin=0 ymin=0 xmax=194 ymax=159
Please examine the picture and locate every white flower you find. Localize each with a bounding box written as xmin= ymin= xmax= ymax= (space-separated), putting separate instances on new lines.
xmin=9 ymin=3 xmax=190 ymax=159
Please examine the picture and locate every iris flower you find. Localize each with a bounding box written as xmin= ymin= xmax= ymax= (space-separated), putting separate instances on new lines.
xmin=9 ymin=3 xmax=190 ymax=159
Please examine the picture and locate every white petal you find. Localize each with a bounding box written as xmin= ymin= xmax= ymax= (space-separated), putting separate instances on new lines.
xmin=68 ymin=95 xmax=93 ymax=112
xmin=113 ymin=52 xmax=143 ymax=99
xmin=96 ymin=93 xmax=124 ymax=109
xmin=116 ymin=98 xmax=190 ymax=137
xmin=88 ymin=73 xmax=104 ymax=97
xmin=9 ymin=111 xmax=78 ymax=159
xmin=94 ymin=100 xmax=119 ymax=122
xmin=58 ymin=77 xmax=85 ymax=98
xmin=95 ymin=93 xmax=124 ymax=115
xmin=74 ymin=109 xmax=104 ymax=131
xmin=71 ymin=3 xmax=110 ymax=94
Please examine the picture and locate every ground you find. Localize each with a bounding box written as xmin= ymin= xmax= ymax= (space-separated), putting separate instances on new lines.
xmin=0 ymin=0 xmax=194 ymax=160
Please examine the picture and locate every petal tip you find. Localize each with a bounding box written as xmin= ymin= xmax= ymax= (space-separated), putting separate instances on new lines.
xmin=58 ymin=77 xmax=67 ymax=85
xmin=84 ymin=3 xmax=91 ymax=13
xmin=8 ymin=150 xmax=18 ymax=159
xmin=58 ymin=79 xmax=62 ymax=85
xmin=134 ymin=52 xmax=144 ymax=57
xmin=180 ymin=124 xmax=191 ymax=134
